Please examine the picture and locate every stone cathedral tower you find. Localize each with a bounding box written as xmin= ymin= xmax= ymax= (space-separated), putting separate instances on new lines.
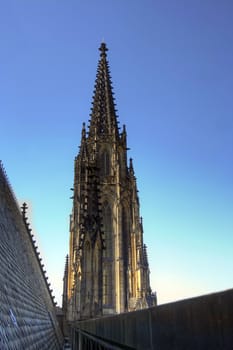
xmin=63 ymin=43 xmax=156 ymax=322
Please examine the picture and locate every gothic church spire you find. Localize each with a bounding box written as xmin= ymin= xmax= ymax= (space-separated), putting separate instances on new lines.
xmin=64 ymin=43 xmax=156 ymax=321
xmin=88 ymin=42 xmax=119 ymax=139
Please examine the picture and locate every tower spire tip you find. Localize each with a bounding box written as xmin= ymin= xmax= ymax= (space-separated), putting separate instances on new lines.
xmin=99 ymin=42 xmax=108 ymax=57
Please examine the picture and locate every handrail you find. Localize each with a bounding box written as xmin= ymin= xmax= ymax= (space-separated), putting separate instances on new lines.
xmin=71 ymin=327 xmax=134 ymax=350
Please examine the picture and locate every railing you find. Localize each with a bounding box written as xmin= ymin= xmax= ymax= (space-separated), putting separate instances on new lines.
xmin=68 ymin=288 xmax=233 ymax=350
xmin=70 ymin=327 xmax=134 ymax=350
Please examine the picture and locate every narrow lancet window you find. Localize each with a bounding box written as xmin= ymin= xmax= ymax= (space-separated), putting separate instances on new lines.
xmin=100 ymin=151 xmax=110 ymax=177
xmin=102 ymin=203 xmax=113 ymax=306
xmin=83 ymin=241 xmax=91 ymax=302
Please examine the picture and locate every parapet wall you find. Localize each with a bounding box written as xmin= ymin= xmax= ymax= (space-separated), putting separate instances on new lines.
xmin=75 ymin=288 xmax=233 ymax=349
xmin=0 ymin=162 xmax=62 ymax=349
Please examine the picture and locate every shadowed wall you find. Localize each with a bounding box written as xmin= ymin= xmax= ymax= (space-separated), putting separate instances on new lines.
xmin=0 ymin=163 xmax=62 ymax=349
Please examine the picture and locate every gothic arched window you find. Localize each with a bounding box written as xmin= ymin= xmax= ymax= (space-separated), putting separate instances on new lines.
xmin=83 ymin=241 xmax=91 ymax=301
xmin=102 ymin=202 xmax=113 ymax=306
xmin=122 ymin=206 xmax=130 ymax=305
xmin=93 ymin=242 xmax=101 ymax=304
xmin=103 ymin=204 xmax=113 ymax=257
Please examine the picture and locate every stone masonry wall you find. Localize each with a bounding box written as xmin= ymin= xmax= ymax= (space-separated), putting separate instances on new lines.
xmin=0 ymin=162 xmax=62 ymax=349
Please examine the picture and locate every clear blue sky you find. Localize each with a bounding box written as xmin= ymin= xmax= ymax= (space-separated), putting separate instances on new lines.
xmin=0 ymin=1 xmax=232 ymax=306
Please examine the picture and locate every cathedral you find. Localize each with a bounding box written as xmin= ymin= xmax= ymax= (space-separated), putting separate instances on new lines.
xmin=63 ymin=43 xmax=156 ymax=321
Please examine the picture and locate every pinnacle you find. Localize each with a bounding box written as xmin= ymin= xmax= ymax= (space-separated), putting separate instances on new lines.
xmin=129 ymin=158 xmax=135 ymax=175
xmin=81 ymin=122 xmax=86 ymax=139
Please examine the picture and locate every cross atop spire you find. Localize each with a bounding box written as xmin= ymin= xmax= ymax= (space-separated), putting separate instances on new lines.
xmin=99 ymin=42 xmax=108 ymax=57
xmin=88 ymin=43 xmax=119 ymax=140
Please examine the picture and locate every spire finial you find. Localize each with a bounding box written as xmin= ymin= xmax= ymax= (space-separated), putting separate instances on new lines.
xmin=99 ymin=42 xmax=108 ymax=57
xmin=21 ymin=202 xmax=28 ymax=218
